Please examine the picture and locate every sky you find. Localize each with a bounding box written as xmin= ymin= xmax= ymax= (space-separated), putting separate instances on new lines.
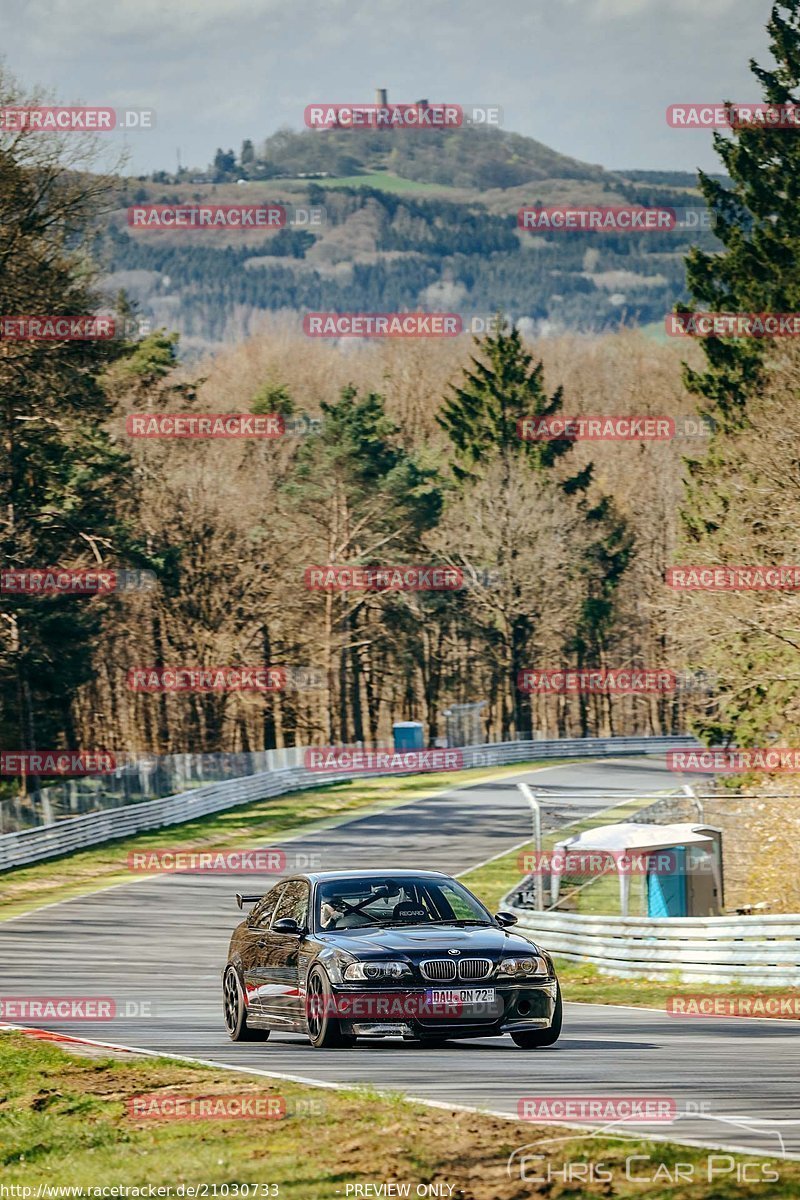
xmin=0 ymin=0 xmax=778 ymax=176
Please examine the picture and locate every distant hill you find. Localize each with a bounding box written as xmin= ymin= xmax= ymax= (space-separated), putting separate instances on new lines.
xmin=208 ymin=125 xmax=622 ymax=192
xmin=112 ymin=126 xmax=723 ymax=357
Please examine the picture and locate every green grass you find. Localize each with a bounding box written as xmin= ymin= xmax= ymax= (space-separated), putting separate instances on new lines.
xmin=2 ymin=1032 xmax=796 ymax=1197
xmin=309 ymin=172 xmax=458 ymax=193
xmin=0 ymin=759 xmax=559 ymax=920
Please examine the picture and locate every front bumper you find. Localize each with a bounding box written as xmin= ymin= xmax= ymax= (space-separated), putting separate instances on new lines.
xmin=332 ymin=980 xmax=558 ymax=1039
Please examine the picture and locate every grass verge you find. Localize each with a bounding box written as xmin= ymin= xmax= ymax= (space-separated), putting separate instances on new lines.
xmin=0 ymin=760 xmax=559 ymax=921
xmin=1 ymin=1031 xmax=795 ymax=1198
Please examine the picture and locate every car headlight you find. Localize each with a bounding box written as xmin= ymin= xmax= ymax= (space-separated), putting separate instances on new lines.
xmin=342 ymin=960 xmax=411 ymax=981
xmin=498 ymin=956 xmax=548 ymax=977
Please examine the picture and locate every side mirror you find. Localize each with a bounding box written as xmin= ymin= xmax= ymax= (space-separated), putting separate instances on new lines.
xmin=272 ymin=917 xmax=303 ymax=936
xmin=495 ymin=911 xmax=518 ymax=928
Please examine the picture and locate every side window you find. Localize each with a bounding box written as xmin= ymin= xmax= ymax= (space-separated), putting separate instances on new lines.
xmin=438 ymin=884 xmax=475 ymax=920
xmin=272 ymin=879 xmax=310 ymax=928
xmin=251 ymin=884 xmax=285 ymax=929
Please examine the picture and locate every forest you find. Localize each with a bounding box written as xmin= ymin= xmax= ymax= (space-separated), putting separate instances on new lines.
xmin=3 ymin=0 xmax=800 ymax=783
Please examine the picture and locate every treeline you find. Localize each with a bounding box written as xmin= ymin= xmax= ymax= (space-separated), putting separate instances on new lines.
xmin=64 ymin=322 xmax=717 ymax=757
xmin=0 ymin=66 xmax=711 ymax=763
xmin=105 ymin=185 xmax=714 ymax=349
xmin=5 ymin=0 xmax=800 ymax=783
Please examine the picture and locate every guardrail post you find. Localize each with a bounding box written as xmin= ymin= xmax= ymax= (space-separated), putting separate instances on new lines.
xmin=682 ymin=783 xmax=703 ymax=822
xmin=517 ymin=782 xmax=543 ymax=910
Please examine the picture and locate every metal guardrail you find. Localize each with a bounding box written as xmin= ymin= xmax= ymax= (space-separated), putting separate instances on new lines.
xmin=0 ymin=734 xmax=700 ymax=872
xmin=502 ymin=906 xmax=800 ymax=985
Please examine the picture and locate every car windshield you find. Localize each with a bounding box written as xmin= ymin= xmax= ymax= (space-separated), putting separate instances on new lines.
xmin=315 ymin=876 xmax=492 ymax=931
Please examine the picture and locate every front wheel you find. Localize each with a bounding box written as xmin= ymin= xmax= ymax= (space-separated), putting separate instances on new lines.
xmin=305 ymin=968 xmax=356 ymax=1048
xmin=223 ymin=966 xmax=270 ymax=1041
xmin=511 ymin=985 xmax=562 ymax=1048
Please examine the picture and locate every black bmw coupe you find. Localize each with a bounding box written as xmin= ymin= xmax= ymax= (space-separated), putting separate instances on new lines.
xmin=223 ymin=869 xmax=562 ymax=1049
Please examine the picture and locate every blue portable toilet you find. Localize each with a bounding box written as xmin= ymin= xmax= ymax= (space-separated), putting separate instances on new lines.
xmin=647 ymin=834 xmax=723 ymax=917
xmin=647 ymin=846 xmax=688 ymax=918
xmin=393 ymin=721 xmax=424 ymax=752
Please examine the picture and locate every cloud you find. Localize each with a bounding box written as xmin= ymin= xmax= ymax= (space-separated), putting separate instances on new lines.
xmin=567 ymin=0 xmax=743 ymax=15
xmin=0 ymin=0 xmax=774 ymax=174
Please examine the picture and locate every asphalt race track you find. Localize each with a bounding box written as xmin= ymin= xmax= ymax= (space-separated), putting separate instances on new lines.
xmin=1 ymin=757 xmax=798 ymax=1159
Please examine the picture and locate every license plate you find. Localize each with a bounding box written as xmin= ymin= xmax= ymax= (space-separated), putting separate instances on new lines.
xmin=427 ymin=988 xmax=496 ymax=1005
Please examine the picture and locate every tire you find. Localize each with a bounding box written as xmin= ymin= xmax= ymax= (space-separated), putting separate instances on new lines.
xmin=305 ymin=967 xmax=356 ymax=1049
xmin=223 ymin=966 xmax=270 ymax=1042
xmin=511 ymin=985 xmax=562 ymax=1048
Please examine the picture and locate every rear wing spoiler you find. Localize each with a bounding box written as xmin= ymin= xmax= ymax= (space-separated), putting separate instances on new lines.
xmin=236 ymin=893 xmax=263 ymax=910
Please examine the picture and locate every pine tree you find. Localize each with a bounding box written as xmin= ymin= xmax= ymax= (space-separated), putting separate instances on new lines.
xmin=437 ymin=324 xmax=628 ymax=737
xmin=674 ymin=3 xmax=800 ymax=744
xmin=0 ymin=70 xmax=147 ymax=782
xmin=681 ymin=1 xmax=800 ymax=438
xmin=437 ymin=323 xmax=589 ymax=488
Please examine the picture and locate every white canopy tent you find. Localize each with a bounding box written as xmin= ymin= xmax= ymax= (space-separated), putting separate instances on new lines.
xmin=549 ymin=822 xmax=720 ymax=917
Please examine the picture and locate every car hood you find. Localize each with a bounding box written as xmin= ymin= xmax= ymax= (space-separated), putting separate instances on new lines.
xmin=318 ymin=923 xmax=544 ymax=957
